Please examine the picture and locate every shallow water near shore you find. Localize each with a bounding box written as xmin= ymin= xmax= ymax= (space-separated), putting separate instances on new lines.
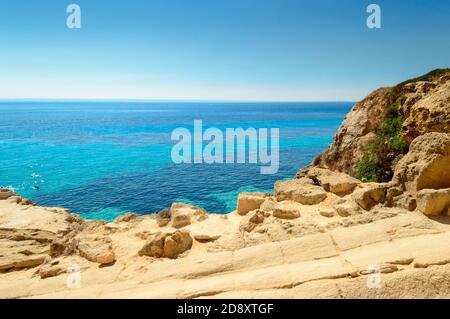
xmin=0 ymin=102 xmax=351 ymax=221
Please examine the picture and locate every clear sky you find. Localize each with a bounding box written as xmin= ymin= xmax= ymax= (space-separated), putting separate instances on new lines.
xmin=0 ymin=0 xmax=449 ymax=101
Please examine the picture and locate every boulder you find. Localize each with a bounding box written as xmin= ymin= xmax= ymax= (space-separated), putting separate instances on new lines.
xmin=236 ymin=192 xmax=269 ymax=215
xmin=138 ymin=230 xmax=193 ymax=259
xmin=76 ymin=236 xmax=115 ymax=265
xmin=292 ymin=185 xmax=327 ymax=205
xmin=352 ymin=183 xmax=388 ymax=211
xmin=114 ymin=213 xmax=138 ymax=223
xmin=0 ymin=188 xmax=14 ymax=200
xmin=416 ymin=188 xmax=450 ymax=216
xmin=307 ymin=167 xmax=360 ymax=196
xmin=272 ymin=201 xmax=301 ymax=219
xmin=275 ymin=179 xmax=315 ymax=201
xmin=169 ymin=203 xmax=208 ymax=228
xmin=164 ymin=231 xmax=193 ymax=258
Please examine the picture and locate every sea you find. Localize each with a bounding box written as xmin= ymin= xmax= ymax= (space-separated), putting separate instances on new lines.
xmin=0 ymin=102 xmax=352 ymax=221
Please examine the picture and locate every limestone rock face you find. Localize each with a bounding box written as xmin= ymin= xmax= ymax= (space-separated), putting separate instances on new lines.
xmin=313 ymin=88 xmax=391 ymax=173
xmin=307 ymin=167 xmax=360 ymax=196
xmin=391 ymin=132 xmax=450 ymax=195
xmin=76 ymin=236 xmax=115 ymax=265
xmin=138 ymin=230 xmax=193 ymax=259
xmin=416 ymin=188 xmax=450 ymax=216
xmin=402 ymin=77 xmax=450 ymax=143
xmin=237 ymin=192 xmax=269 ymax=215
xmin=0 ymin=228 xmax=57 ymax=272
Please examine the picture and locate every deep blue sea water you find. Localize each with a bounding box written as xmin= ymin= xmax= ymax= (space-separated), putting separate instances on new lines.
xmin=0 ymin=102 xmax=352 ymax=221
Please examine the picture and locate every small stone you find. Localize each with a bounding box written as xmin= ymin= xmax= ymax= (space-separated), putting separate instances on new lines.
xmin=334 ymin=204 xmax=354 ymax=217
xmin=194 ymin=234 xmax=221 ymax=243
xmin=319 ymin=208 xmax=336 ymax=218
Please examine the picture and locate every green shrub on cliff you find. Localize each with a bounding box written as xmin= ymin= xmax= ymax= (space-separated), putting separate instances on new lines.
xmin=354 ymin=96 xmax=409 ymax=182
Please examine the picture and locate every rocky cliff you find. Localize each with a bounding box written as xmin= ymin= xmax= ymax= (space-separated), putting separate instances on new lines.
xmin=313 ymin=69 xmax=450 ymax=182
xmin=1 ymin=70 xmax=450 ymax=299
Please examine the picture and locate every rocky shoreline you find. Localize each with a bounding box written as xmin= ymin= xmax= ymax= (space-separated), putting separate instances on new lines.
xmin=0 ymin=69 xmax=449 ymax=299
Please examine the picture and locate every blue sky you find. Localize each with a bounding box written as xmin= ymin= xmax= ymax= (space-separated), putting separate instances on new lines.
xmin=0 ymin=0 xmax=449 ymax=101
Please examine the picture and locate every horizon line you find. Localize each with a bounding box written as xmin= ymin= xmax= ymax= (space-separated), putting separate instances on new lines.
xmin=0 ymin=98 xmax=357 ymax=104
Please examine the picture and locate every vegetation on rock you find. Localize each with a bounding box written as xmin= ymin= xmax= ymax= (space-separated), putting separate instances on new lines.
xmin=354 ymin=96 xmax=409 ymax=182
xmin=388 ymin=68 xmax=450 ymax=104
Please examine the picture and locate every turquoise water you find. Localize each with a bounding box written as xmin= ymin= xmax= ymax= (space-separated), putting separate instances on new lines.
xmin=0 ymin=102 xmax=351 ymax=221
